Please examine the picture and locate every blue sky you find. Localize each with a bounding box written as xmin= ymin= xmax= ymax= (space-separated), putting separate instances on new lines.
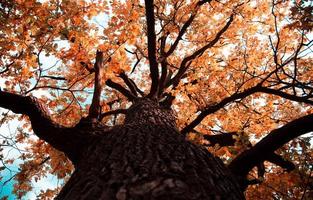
xmin=1 ymin=170 xmax=16 ymax=200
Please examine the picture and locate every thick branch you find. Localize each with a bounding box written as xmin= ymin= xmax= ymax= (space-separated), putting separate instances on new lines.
xmin=203 ymin=131 xmax=295 ymax=172
xmin=129 ymin=78 xmax=145 ymax=96
xmin=106 ymin=79 xmax=137 ymax=101
xmin=0 ymin=91 xmax=86 ymax=163
xmin=144 ymin=0 xmax=159 ymax=97
xmin=88 ymin=50 xmax=104 ymax=119
xmin=228 ymin=114 xmax=313 ymax=177
xmin=203 ymin=132 xmax=237 ymax=147
xmin=119 ymin=72 xmax=139 ymax=97
xmin=267 ymin=153 xmax=295 ymax=172
xmin=158 ymin=36 xmax=168 ymax=96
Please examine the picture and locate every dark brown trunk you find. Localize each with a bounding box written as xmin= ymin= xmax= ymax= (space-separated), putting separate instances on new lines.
xmin=56 ymin=99 xmax=244 ymax=199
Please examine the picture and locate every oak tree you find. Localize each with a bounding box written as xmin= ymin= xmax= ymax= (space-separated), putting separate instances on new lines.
xmin=0 ymin=0 xmax=312 ymax=199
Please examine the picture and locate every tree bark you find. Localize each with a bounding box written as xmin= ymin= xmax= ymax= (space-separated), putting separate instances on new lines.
xmin=56 ymin=99 xmax=244 ymax=200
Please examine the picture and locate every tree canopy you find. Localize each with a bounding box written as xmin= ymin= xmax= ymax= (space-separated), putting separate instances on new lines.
xmin=0 ymin=0 xmax=312 ymax=199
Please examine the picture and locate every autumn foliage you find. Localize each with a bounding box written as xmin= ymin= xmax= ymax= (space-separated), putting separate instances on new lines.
xmin=0 ymin=0 xmax=312 ymax=199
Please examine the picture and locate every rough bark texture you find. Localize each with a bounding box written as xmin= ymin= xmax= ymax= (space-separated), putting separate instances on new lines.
xmin=56 ymin=99 xmax=244 ymax=200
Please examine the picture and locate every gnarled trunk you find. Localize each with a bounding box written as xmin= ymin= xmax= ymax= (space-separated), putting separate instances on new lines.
xmin=56 ymin=99 xmax=244 ymax=200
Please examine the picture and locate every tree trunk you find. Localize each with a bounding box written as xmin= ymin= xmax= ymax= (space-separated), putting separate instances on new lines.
xmin=56 ymin=99 xmax=244 ymax=200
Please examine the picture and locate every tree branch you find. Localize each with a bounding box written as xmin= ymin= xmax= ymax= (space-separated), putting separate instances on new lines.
xmin=203 ymin=132 xmax=237 ymax=147
xmin=202 ymin=131 xmax=295 ymax=172
xmin=158 ymin=36 xmax=168 ymax=96
xmin=106 ymin=79 xmax=137 ymax=101
xmin=0 ymin=51 xmax=23 ymax=75
xmin=164 ymin=0 xmax=212 ymax=57
xmin=88 ymin=50 xmax=104 ymax=120
xmin=144 ymin=0 xmax=159 ymax=97
xmin=0 ymin=61 xmax=14 ymax=75
xmin=228 ymin=113 xmax=313 ymax=177
xmin=167 ymin=14 xmax=234 ymax=88
xmin=119 ymin=72 xmax=139 ymax=97
xmin=0 ymin=91 xmax=87 ymax=163
xmin=181 ymin=85 xmax=313 ymax=135
xmin=266 ymin=153 xmax=295 ymax=172
xmin=181 ymin=85 xmax=259 ymax=135
xmin=41 ymin=75 xmax=67 ymax=81
xmin=259 ymin=87 xmax=313 ymax=104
